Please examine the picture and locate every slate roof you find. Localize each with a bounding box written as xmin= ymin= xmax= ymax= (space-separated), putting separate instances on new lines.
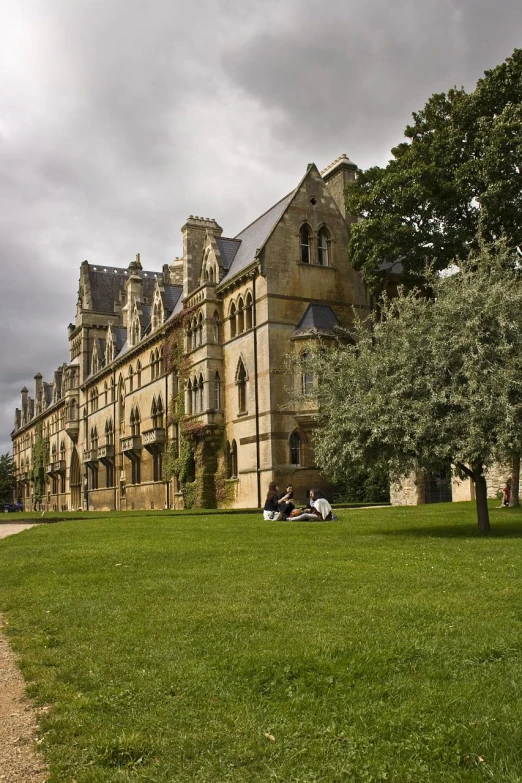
xmin=161 ymin=285 xmax=183 ymax=314
xmin=292 ymin=304 xmax=341 ymax=339
xmin=215 ymin=237 xmax=241 ymax=270
xmin=87 ymin=265 xmax=164 ymax=313
xmin=220 ymin=191 xmax=295 ymax=283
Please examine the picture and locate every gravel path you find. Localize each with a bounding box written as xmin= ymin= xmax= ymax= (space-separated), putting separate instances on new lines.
xmin=0 ymin=523 xmax=48 ymax=782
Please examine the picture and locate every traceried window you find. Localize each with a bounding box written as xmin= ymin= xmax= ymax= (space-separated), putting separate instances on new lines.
xmin=90 ymin=426 xmax=98 ymax=450
xmin=290 ymin=431 xmax=302 ymax=466
xmin=317 ymin=227 xmax=329 ymax=266
xmin=300 ymin=224 xmax=311 ymax=264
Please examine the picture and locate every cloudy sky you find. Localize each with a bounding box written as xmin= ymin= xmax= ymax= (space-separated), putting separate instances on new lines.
xmin=1 ymin=0 xmax=521 ymax=454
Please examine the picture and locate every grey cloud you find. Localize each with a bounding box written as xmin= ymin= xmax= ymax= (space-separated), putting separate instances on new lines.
xmin=1 ymin=0 xmax=521 ymax=454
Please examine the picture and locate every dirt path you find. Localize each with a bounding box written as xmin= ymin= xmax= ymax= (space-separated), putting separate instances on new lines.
xmin=0 ymin=523 xmax=48 ymax=782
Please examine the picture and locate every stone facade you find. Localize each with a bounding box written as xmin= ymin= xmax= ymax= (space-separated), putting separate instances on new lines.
xmin=11 ymin=156 xmax=372 ymax=511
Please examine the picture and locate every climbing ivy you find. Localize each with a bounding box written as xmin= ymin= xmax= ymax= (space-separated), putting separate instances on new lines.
xmin=163 ymin=306 xmax=203 ymax=509
xmin=30 ymin=423 xmax=49 ymax=506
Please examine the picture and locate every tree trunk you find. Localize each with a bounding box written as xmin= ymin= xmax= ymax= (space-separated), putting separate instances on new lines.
xmin=474 ymin=471 xmax=491 ymax=533
xmin=509 ymin=452 xmax=520 ymax=507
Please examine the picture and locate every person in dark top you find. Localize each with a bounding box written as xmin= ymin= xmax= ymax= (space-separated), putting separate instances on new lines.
xmin=278 ymin=484 xmax=295 ymax=517
xmin=263 ymin=482 xmax=292 ymax=520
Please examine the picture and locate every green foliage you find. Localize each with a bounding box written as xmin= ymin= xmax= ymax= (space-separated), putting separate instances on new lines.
xmin=347 ymin=48 xmax=522 ymax=292
xmin=2 ymin=505 xmax=522 ymax=781
xmin=306 ymin=244 xmax=522 ymax=531
xmin=0 ymin=452 xmax=14 ymax=504
xmin=30 ymin=424 xmax=49 ymax=504
xmin=331 ymin=465 xmax=390 ymax=504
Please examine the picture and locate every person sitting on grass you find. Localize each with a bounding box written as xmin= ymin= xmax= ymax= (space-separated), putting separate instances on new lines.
xmin=263 ymin=482 xmax=293 ymax=520
xmin=278 ymin=484 xmax=295 ymax=517
xmin=289 ymin=489 xmax=334 ymax=521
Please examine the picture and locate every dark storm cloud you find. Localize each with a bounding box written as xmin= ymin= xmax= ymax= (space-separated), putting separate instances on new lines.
xmin=222 ymin=0 xmax=522 ymax=167
xmin=1 ymin=0 xmax=521 ymax=452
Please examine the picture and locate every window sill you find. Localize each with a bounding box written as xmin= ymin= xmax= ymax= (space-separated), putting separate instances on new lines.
xmin=237 ymin=411 xmax=248 ymax=417
xmin=296 ymin=262 xmax=335 ymax=270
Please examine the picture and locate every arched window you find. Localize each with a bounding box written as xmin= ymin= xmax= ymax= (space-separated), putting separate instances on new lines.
xmin=136 ymin=360 xmax=142 ymax=389
xmin=130 ymin=406 xmax=141 ymax=437
xmin=237 ymin=297 xmax=244 ymax=334
xmin=51 ymin=443 xmax=57 ymax=460
xmin=69 ymin=398 xmax=78 ymax=422
xmin=110 ymin=377 xmax=115 ymax=403
xmin=301 ymin=351 xmax=314 ymax=396
xmin=214 ymin=372 xmax=221 ymax=410
xmin=151 ymin=397 xmax=164 ymax=428
xmin=317 ymin=227 xmax=329 ymax=266
xmin=103 ymin=381 xmax=108 ymax=406
xmin=231 ymin=440 xmax=238 ymax=478
xmin=192 ymin=317 xmax=198 ymax=351
xmin=199 ymin=374 xmax=204 ymax=412
xmin=300 ymin=225 xmax=311 ymax=264
xmin=91 ymin=426 xmax=98 ymax=450
xmin=192 ymin=376 xmax=199 ymax=414
xmin=118 ymin=378 xmax=125 ymax=433
xmin=128 ymin=365 xmax=134 ymax=393
xmin=156 ymin=396 xmax=164 ymax=428
xmin=245 ymin=292 xmax=253 ymax=330
xmin=213 ymin=311 xmax=220 ymax=343
xmin=229 ymin=302 xmax=237 ymax=339
xmin=290 ymin=431 xmax=302 ymax=466
xmin=236 ymin=360 xmax=247 ymax=413
xmin=186 ymin=379 xmax=193 ymax=415
xmin=197 ymin=312 xmax=203 ymax=346
xmin=60 ymin=441 xmax=66 ymax=461
xmin=209 ymin=266 xmax=215 ymax=283
xmin=105 ymin=418 xmax=114 ymax=445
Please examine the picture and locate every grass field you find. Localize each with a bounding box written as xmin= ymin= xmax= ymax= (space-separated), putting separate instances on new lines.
xmin=1 ymin=502 xmax=521 ymax=782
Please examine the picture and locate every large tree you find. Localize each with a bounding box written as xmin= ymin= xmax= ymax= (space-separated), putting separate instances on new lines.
xmin=307 ymin=246 xmax=522 ymax=533
xmin=0 ymin=453 xmax=14 ymax=505
xmin=346 ymin=49 xmax=522 ymax=293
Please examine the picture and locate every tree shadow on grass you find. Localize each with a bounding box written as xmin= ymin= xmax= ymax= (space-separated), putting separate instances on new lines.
xmin=376 ymin=523 xmax=522 ymax=539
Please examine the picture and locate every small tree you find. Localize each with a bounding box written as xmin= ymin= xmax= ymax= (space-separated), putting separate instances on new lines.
xmin=0 ymin=453 xmax=14 ymax=505
xmin=306 ymin=245 xmax=522 ymax=533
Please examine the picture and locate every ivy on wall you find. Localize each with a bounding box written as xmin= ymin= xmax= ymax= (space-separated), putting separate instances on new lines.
xmin=163 ymin=306 xmax=202 ymax=509
xmin=30 ymin=423 xmax=49 ymax=505
xmin=162 ymin=304 xmax=231 ymax=509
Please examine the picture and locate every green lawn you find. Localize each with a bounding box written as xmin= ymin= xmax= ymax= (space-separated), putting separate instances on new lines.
xmin=1 ymin=502 xmax=521 ymax=782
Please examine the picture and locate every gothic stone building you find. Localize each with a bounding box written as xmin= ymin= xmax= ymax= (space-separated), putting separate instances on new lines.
xmin=11 ymin=155 xmax=371 ymax=511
